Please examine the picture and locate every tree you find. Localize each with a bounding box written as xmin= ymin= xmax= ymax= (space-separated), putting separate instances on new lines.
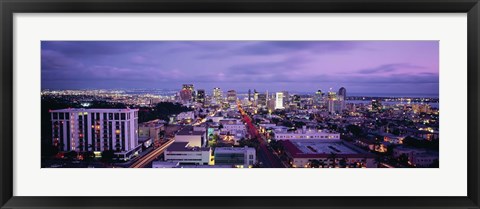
xmin=65 ymin=151 xmax=78 ymax=160
xmin=398 ymin=153 xmax=410 ymax=166
xmin=374 ymin=156 xmax=382 ymax=168
xmin=83 ymin=151 xmax=95 ymax=166
xmin=328 ymin=152 xmax=338 ymax=168
xmin=346 ymin=124 xmax=362 ymax=137
xmin=101 ymin=150 xmax=115 ymax=165
xmin=319 ymin=161 xmax=326 ymax=168
xmin=309 ymin=159 xmax=320 ymax=168
xmin=339 ymin=158 xmax=347 ymax=168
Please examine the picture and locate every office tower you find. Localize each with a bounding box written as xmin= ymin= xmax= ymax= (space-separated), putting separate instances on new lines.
xmin=248 ymin=89 xmax=252 ymax=101
xmin=275 ymin=92 xmax=284 ymax=109
xmin=227 ymin=90 xmax=237 ymax=104
xmin=314 ymin=89 xmax=323 ymax=105
xmin=180 ymin=84 xmax=194 ymax=103
xmin=338 ymin=87 xmax=347 ymax=111
xmin=50 ymin=108 xmax=140 ymax=160
xmin=282 ymin=91 xmax=289 ymax=107
xmin=213 ymin=87 xmax=223 ymax=103
xmin=257 ymin=93 xmax=267 ymax=107
xmin=327 ymin=91 xmax=338 ymax=114
xmin=196 ymin=89 xmax=205 ymax=104
xmin=293 ymin=95 xmax=301 ymax=107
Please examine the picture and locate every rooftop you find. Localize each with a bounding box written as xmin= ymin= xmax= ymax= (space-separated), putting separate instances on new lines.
xmin=215 ymin=146 xmax=255 ymax=153
xmin=176 ymin=126 xmax=206 ymax=136
xmin=50 ymin=108 xmax=138 ymax=113
xmin=282 ymin=140 xmax=375 ymax=158
xmin=166 ymin=142 xmax=210 ymax=152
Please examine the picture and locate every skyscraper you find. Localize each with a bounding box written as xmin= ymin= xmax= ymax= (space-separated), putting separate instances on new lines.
xmin=327 ymin=91 xmax=338 ymax=114
xmin=293 ymin=95 xmax=301 ymax=108
xmin=180 ymin=84 xmax=194 ymax=103
xmin=282 ymin=91 xmax=289 ymax=107
xmin=257 ymin=93 xmax=267 ymax=107
xmin=213 ymin=87 xmax=223 ymax=103
xmin=196 ymin=89 xmax=205 ymax=104
xmin=227 ymin=90 xmax=237 ymax=104
xmin=314 ymin=89 xmax=323 ymax=105
xmin=248 ymin=89 xmax=252 ymax=101
xmin=338 ymin=87 xmax=347 ymax=111
xmin=275 ymin=92 xmax=284 ymax=109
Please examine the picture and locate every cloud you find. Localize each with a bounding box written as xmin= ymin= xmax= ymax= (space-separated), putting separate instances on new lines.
xmin=228 ymin=56 xmax=309 ymax=75
xmin=233 ymin=41 xmax=358 ymax=55
xmin=41 ymin=49 xmax=85 ymax=72
xmin=357 ymin=63 xmax=425 ymax=74
xmin=198 ymin=41 xmax=359 ymax=59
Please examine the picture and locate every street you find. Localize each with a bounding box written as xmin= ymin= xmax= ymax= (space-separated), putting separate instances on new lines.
xmin=237 ymin=103 xmax=285 ymax=168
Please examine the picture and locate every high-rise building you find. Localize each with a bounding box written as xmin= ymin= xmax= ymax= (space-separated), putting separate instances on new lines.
xmin=293 ymin=95 xmax=301 ymax=107
xmin=227 ymin=90 xmax=237 ymax=104
xmin=282 ymin=91 xmax=289 ymax=107
xmin=180 ymin=84 xmax=194 ymax=103
xmin=248 ymin=89 xmax=252 ymax=101
xmin=257 ymin=93 xmax=267 ymax=107
xmin=275 ymin=92 xmax=284 ymax=109
xmin=338 ymin=87 xmax=347 ymax=111
xmin=213 ymin=87 xmax=223 ymax=104
xmin=50 ymin=108 xmax=141 ymax=160
xmin=314 ymin=90 xmax=323 ymax=105
xmin=327 ymin=91 xmax=338 ymax=114
xmin=196 ymin=89 xmax=205 ymax=104
xmin=253 ymin=89 xmax=259 ymax=102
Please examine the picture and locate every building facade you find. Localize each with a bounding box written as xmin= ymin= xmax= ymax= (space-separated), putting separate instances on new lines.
xmin=50 ymin=108 xmax=141 ymax=160
xmin=164 ymin=142 xmax=212 ymax=165
xmin=174 ymin=125 xmax=207 ymax=147
xmin=275 ymin=92 xmax=284 ymax=109
xmin=214 ymin=146 xmax=256 ymax=168
xmin=273 ymin=127 xmax=340 ymax=141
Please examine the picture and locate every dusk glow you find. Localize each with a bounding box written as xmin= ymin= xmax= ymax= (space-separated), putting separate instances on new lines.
xmin=41 ymin=41 xmax=439 ymax=96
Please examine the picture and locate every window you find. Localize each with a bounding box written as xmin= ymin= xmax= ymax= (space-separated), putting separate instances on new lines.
xmin=53 ymin=113 xmax=58 ymax=119
xmin=121 ymin=113 xmax=126 ymax=120
xmin=115 ymin=113 xmax=119 ymax=120
xmin=249 ymin=155 xmax=254 ymax=159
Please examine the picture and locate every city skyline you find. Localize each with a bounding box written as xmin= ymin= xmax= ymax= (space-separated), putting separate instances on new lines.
xmin=42 ymin=41 xmax=439 ymax=95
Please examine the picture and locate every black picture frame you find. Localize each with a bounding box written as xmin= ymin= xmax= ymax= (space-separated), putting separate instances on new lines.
xmin=1 ymin=0 xmax=479 ymax=208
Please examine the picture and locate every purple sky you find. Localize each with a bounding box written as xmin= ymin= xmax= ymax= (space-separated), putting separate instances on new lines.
xmin=41 ymin=41 xmax=439 ymax=95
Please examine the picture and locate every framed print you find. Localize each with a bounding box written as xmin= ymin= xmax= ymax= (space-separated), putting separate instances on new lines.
xmin=1 ymin=0 xmax=479 ymax=208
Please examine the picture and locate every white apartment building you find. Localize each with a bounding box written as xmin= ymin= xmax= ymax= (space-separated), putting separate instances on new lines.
xmin=164 ymin=142 xmax=212 ymax=165
xmin=50 ymin=108 xmax=141 ymax=160
xmin=214 ymin=146 xmax=256 ymax=168
xmin=273 ymin=127 xmax=340 ymax=141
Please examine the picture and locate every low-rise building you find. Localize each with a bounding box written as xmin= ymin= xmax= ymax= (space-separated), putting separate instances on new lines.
xmin=174 ymin=126 xmax=207 ymax=147
xmin=274 ymin=126 xmax=340 ymax=141
xmin=393 ymin=146 xmax=439 ymax=167
xmin=281 ymin=139 xmax=376 ymax=168
xmin=138 ymin=119 xmax=165 ymax=142
xmin=214 ymin=146 xmax=256 ymax=168
xmin=164 ymin=142 xmax=212 ymax=165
